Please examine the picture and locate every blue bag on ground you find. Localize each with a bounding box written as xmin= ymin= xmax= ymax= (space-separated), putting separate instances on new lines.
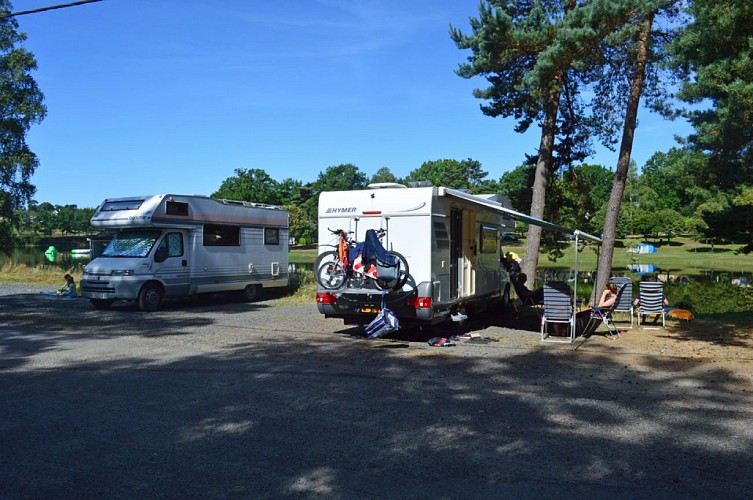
xmin=364 ymin=308 xmax=399 ymax=338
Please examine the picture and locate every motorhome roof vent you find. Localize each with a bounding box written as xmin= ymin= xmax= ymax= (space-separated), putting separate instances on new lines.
xmin=367 ymin=182 xmax=407 ymax=189
xmin=218 ymin=199 xmax=282 ymax=209
xmin=407 ymin=181 xmax=433 ymax=188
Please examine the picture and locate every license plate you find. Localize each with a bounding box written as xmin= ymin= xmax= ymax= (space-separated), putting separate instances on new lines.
xmin=90 ymin=292 xmax=109 ymax=300
xmin=360 ymin=307 xmax=381 ymax=314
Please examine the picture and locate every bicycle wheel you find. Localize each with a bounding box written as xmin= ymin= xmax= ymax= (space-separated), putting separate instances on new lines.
xmin=314 ymin=250 xmax=339 ymax=271
xmin=317 ymin=260 xmax=347 ymax=290
xmin=375 ymin=251 xmax=410 ymax=291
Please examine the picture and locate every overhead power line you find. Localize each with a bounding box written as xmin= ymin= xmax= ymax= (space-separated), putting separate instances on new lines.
xmin=1 ymin=0 xmax=103 ymax=19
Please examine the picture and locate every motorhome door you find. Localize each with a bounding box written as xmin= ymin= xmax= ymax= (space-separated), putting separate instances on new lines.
xmin=152 ymin=230 xmax=190 ymax=297
xmin=450 ymin=208 xmax=461 ymax=299
xmin=450 ymin=207 xmax=477 ymax=300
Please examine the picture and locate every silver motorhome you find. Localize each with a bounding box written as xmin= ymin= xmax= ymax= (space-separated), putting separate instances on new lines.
xmin=81 ymin=194 xmax=289 ymax=311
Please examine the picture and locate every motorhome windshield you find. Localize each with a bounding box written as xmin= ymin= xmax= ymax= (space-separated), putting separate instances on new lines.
xmin=101 ymin=230 xmax=161 ymax=258
xmin=100 ymin=199 xmax=145 ymax=211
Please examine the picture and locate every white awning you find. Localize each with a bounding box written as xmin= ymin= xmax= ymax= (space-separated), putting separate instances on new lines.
xmin=441 ymin=188 xmax=601 ymax=243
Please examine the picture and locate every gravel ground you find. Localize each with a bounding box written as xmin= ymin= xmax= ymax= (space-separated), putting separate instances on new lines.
xmin=0 ymin=283 xmax=50 ymax=296
xmin=1 ymin=288 xmax=752 ymax=498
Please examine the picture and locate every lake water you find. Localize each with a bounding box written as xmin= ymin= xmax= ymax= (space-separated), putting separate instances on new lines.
xmin=1 ymin=246 xmax=91 ymax=270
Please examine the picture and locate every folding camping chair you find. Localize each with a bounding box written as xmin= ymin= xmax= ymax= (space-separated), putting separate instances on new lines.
xmin=609 ymin=277 xmax=634 ymax=329
xmin=580 ymin=282 xmax=629 ymax=340
xmin=541 ymin=282 xmax=575 ymax=343
xmin=637 ymin=281 xmax=666 ymax=328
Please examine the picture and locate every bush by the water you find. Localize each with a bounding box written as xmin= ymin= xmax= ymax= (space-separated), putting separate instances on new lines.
xmin=666 ymin=282 xmax=753 ymax=316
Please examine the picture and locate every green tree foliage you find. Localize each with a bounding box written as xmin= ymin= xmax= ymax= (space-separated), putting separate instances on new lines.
xmin=451 ymin=0 xmax=568 ymax=279
xmin=283 ymin=203 xmax=317 ymax=243
xmin=694 ymin=186 xmax=753 ymax=252
xmin=34 ymin=201 xmax=55 ymax=237
xmin=405 ymin=158 xmax=490 ymax=192
xmin=668 ymin=0 xmax=753 ymax=251
xmin=641 ymin=147 xmax=706 ymax=217
xmin=301 ymin=163 xmax=368 ymax=237
xmin=311 ymin=164 xmax=368 ymax=193
xmin=669 ymin=0 xmax=753 ymax=189
xmin=556 ymin=163 xmax=613 ymax=233
xmin=0 ymin=1 xmax=46 ymax=253
xmin=369 ymin=167 xmax=399 ymax=185
xmin=584 ymin=0 xmax=679 ymax=295
xmin=212 ymin=168 xmax=283 ymax=205
xmin=276 ymin=178 xmax=305 ymax=205
xmin=497 ymin=161 xmax=536 ymax=213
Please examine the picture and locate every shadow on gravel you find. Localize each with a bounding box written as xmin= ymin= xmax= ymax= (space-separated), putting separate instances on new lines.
xmin=0 ymin=292 xmax=273 ymax=368
xmin=1 ymin=295 xmax=752 ymax=498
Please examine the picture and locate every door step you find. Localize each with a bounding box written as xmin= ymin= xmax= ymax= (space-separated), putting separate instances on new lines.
xmin=450 ymin=312 xmax=468 ymax=322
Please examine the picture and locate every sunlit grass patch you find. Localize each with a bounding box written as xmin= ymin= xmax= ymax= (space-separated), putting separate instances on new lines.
xmin=0 ymin=263 xmax=81 ymax=285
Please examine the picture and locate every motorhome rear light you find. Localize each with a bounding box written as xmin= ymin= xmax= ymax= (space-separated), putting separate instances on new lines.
xmin=362 ymin=211 xmax=381 ymax=215
xmin=408 ymin=297 xmax=432 ymax=309
xmin=316 ymin=292 xmax=336 ymax=304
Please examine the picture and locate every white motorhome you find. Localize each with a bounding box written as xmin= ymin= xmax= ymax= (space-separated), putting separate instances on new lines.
xmin=316 ymin=184 xmax=518 ymax=325
xmin=81 ymin=194 xmax=289 ymax=311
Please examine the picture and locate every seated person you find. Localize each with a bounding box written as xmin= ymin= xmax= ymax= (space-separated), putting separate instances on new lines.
xmin=58 ymin=273 xmax=78 ymax=297
xmin=597 ymin=282 xmax=619 ymax=309
xmin=633 ymin=274 xmax=669 ymax=307
xmin=513 ymin=272 xmax=544 ymax=305
xmin=505 ymin=252 xmax=521 ymax=275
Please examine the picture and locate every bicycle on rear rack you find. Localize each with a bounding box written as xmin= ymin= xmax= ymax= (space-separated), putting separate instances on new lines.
xmin=315 ymin=228 xmax=409 ymax=291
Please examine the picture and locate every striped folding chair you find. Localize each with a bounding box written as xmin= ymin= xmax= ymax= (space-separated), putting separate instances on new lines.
xmin=637 ymin=281 xmax=666 ymax=328
xmin=541 ymin=282 xmax=574 ymax=343
xmin=580 ymin=282 xmax=629 ymax=341
xmin=609 ymin=277 xmax=634 ymax=329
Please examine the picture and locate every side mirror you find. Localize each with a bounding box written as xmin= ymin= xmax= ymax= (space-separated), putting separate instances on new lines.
xmin=154 ymin=246 xmax=168 ymax=263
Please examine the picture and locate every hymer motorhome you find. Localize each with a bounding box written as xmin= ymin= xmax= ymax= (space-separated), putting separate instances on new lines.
xmin=316 ymin=184 xmax=517 ymax=326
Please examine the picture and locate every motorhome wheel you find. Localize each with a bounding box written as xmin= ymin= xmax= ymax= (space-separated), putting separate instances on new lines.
xmin=242 ymin=284 xmax=262 ymax=302
xmin=138 ymin=283 xmax=163 ymax=312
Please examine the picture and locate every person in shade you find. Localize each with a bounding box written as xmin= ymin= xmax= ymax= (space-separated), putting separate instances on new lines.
xmin=513 ymin=272 xmax=543 ymax=305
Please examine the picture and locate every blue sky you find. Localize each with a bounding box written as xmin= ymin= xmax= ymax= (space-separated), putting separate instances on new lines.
xmin=15 ymin=0 xmax=691 ymax=208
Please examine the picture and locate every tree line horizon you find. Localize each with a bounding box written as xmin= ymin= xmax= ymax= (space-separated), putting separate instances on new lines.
xmin=11 ymin=151 xmax=743 ymax=251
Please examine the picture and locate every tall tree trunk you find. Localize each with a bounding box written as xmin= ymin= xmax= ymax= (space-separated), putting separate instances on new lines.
xmin=521 ymin=91 xmax=560 ymax=282
xmin=595 ymin=14 xmax=654 ymax=296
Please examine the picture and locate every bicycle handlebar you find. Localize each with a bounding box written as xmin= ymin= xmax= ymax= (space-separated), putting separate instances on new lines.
xmin=327 ymin=228 xmax=387 ymax=239
xmin=327 ymin=227 xmax=387 ymax=238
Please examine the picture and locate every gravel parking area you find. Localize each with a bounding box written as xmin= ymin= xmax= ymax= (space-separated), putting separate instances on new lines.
xmin=1 ymin=289 xmax=752 ymax=498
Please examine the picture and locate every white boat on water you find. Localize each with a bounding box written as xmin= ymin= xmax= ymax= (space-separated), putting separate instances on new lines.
xmin=71 ymin=249 xmax=92 ymax=257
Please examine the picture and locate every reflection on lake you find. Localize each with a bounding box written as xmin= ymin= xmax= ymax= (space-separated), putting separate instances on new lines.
xmin=535 ymin=266 xmax=752 ymax=288
xmin=1 ymin=246 xmax=91 ymax=270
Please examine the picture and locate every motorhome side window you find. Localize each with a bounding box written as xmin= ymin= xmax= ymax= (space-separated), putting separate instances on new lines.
xmin=166 ymin=201 xmax=189 ymax=216
xmin=479 ymin=225 xmax=499 ymax=254
xmin=156 ymin=232 xmax=184 ymax=260
xmin=264 ymin=227 xmax=280 ymax=245
xmin=203 ymin=224 xmax=241 ymax=246
xmin=434 ymin=221 xmax=450 ymax=249
xmin=100 ymin=199 xmax=144 ymax=212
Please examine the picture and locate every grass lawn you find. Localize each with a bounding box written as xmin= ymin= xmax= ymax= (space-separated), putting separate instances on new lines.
xmin=501 ymin=237 xmax=753 ymax=275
